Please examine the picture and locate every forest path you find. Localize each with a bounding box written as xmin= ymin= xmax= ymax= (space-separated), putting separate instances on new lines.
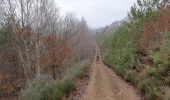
xmin=82 ymin=46 xmax=142 ymax=100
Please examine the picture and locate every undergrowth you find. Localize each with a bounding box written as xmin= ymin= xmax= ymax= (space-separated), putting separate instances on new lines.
xmin=21 ymin=60 xmax=90 ymax=100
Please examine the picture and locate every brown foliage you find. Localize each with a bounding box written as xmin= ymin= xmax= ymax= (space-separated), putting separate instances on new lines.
xmin=40 ymin=34 xmax=71 ymax=79
xmin=0 ymin=73 xmax=25 ymax=97
xmin=139 ymin=5 xmax=170 ymax=52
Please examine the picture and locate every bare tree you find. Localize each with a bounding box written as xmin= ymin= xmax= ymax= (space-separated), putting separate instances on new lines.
xmin=1 ymin=0 xmax=94 ymax=82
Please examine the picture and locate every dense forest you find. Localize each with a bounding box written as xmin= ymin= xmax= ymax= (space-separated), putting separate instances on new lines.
xmin=0 ymin=0 xmax=94 ymax=99
xmin=97 ymin=0 xmax=170 ymax=100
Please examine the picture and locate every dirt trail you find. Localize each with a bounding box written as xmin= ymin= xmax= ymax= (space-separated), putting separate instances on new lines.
xmin=82 ymin=47 xmax=142 ymax=100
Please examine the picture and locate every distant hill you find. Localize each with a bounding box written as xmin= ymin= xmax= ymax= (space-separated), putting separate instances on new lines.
xmin=95 ymin=20 xmax=123 ymax=36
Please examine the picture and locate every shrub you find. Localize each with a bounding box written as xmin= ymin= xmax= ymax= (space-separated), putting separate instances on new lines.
xmin=57 ymin=79 xmax=75 ymax=96
xmin=76 ymin=67 xmax=88 ymax=79
xmin=115 ymin=66 xmax=126 ymax=78
xmin=20 ymin=81 xmax=43 ymax=100
xmin=21 ymin=80 xmax=75 ymax=100
xmin=40 ymin=81 xmax=63 ymax=100
xmin=145 ymin=65 xmax=158 ymax=76
xmin=158 ymin=62 xmax=170 ymax=77
xmin=149 ymin=52 xmax=168 ymax=66
xmin=124 ymin=70 xmax=141 ymax=85
xmin=137 ymin=79 xmax=164 ymax=100
xmin=21 ymin=60 xmax=90 ymax=100
xmin=160 ymin=32 xmax=170 ymax=52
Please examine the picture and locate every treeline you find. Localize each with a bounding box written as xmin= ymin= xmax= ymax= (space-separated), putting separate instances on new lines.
xmin=0 ymin=0 xmax=94 ymax=99
xmin=97 ymin=0 xmax=170 ymax=100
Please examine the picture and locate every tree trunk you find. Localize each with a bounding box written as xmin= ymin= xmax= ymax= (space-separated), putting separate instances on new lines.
xmin=36 ymin=41 xmax=41 ymax=80
xmin=52 ymin=65 xmax=56 ymax=80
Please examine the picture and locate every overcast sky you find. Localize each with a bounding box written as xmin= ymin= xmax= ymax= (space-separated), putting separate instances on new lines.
xmin=55 ymin=0 xmax=137 ymax=28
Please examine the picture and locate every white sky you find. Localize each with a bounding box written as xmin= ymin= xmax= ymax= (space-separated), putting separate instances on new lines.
xmin=55 ymin=0 xmax=137 ymax=28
